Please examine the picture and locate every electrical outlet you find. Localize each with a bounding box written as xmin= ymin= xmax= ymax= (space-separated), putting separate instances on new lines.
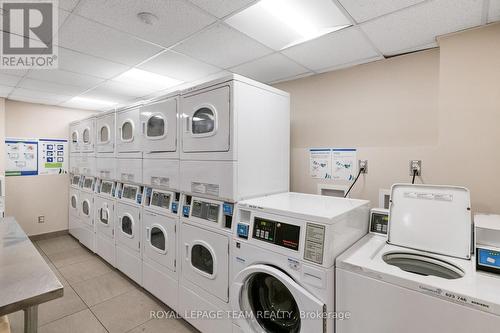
xmin=358 ymin=160 xmax=368 ymax=174
xmin=409 ymin=160 xmax=422 ymax=176
xmin=38 ymin=216 xmax=45 ymax=223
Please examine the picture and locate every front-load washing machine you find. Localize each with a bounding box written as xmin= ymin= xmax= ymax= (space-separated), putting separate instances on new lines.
xmin=95 ymin=179 xmax=117 ymax=266
xmin=336 ymin=184 xmax=500 ymax=332
xmin=96 ymin=110 xmax=116 ymax=158
xmin=231 ymin=192 xmax=370 ymax=333
xmin=178 ymin=194 xmax=235 ymax=333
xmin=115 ymin=181 xmax=144 ymax=285
xmin=116 ymin=105 xmax=142 ymax=158
xmin=142 ymin=186 xmax=180 ymax=311
xmin=69 ymin=185 xmax=82 ymax=240
xmin=79 ymin=175 xmax=97 ymax=252
xmin=180 ymin=74 xmax=289 ymax=202
xmin=79 ymin=116 xmax=96 ymax=154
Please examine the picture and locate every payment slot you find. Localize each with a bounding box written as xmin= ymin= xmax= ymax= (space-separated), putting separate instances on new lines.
xmin=475 ymin=214 xmax=500 ymax=275
xmin=143 ymin=187 xmax=180 ymax=215
xmin=369 ymin=208 xmax=389 ymax=235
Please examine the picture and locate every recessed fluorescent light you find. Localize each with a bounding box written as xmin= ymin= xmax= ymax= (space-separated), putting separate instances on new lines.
xmin=113 ymin=68 xmax=183 ymax=91
xmin=226 ymin=0 xmax=352 ymax=50
xmin=68 ymin=96 xmax=118 ymax=109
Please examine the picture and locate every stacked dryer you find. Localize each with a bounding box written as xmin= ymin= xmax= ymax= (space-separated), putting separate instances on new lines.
xmin=94 ymin=110 xmax=117 ymax=266
xmin=178 ymin=75 xmax=290 ymax=333
xmin=69 ymin=116 xmax=97 ymax=252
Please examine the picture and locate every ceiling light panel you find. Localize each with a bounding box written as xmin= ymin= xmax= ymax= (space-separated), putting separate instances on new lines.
xmin=337 ymin=0 xmax=426 ymax=23
xmin=17 ymin=78 xmax=89 ymax=96
xmin=27 ymin=69 xmax=105 ymax=89
xmin=173 ymin=23 xmax=273 ymax=68
xmin=64 ymin=96 xmax=118 ymax=110
xmin=226 ymin=0 xmax=352 ymax=50
xmin=9 ymin=88 xmax=72 ymax=104
xmin=74 ymin=0 xmax=215 ymax=48
xmin=231 ymin=53 xmax=309 ymax=83
xmin=113 ymin=69 xmax=183 ymax=92
xmin=188 ymin=0 xmax=257 ymax=18
xmin=489 ymin=0 xmax=500 ymax=23
xmin=282 ymin=27 xmax=379 ymax=71
xmin=360 ymin=0 xmax=484 ymax=55
xmin=138 ymin=50 xmax=220 ymax=81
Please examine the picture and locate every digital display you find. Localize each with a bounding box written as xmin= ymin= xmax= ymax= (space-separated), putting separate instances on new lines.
xmin=100 ymin=181 xmax=113 ymax=194
xmin=122 ymin=186 xmax=138 ymax=200
xmin=83 ymin=178 xmax=93 ymax=189
xmin=477 ymin=248 xmax=500 ymax=272
xmin=151 ymin=191 xmax=171 ymax=209
xmin=192 ymin=200 xmax=220 ymax=222
xmin=253 ymin=217 xmax=300 ymax=251
xmin=72 ymin=175 xmax=80 ymax=185
xmin=370 ymin=212 xmax=389 ymax=235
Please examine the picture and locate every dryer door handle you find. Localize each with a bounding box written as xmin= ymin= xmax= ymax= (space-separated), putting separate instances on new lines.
xmin=185 ymin=243 xmax=190 ymax=261
xmin=141 ymin=121 xmax=146 ymax=135
xmin=146 ymin=227 xmax=150 ymax=241
xmin=184 ymin=116 xmax=190 ymax=133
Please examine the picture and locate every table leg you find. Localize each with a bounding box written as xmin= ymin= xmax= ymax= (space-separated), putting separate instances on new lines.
xmin=23 ymin=306 xmax=38 ymax=333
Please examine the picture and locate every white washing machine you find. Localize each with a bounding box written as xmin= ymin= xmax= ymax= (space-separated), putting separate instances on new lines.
xmin=141 ymin=93 xmax=179 ymax=158
xmin=79 ymin=116 xmax=96 ymax=154
xmin=178 ymin=194 xmax=235 ymax=333
xmin=95 ymin=179 xmax=117 ymax=267
xmin=115 ymin=181 xmax=144 ymax=285
xmin=96 ymin=110 xmax=116 ymax=158
xmin=69 ymin=121 xmax=80 ymax=154
xmin=336 ymin=184 xmax=500 ymax=332
xmin=68 ymin=186 xmax=82 ymax=240
xmin=78 ymin=175 xmax=97 ymax=252
xmin=116 ymin=105 xmax=142 ymax=158
xmin=231 ymin=192 xmax=370 ymax=333
xmin=180 ymin=74 xmax=290 ymax=202
xmin=142 ymin=186 xmax=180 ymax=311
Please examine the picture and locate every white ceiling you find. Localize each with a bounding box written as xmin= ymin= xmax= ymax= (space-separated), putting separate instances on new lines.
xmin=0 ymin=0 xmax=498 ymax=111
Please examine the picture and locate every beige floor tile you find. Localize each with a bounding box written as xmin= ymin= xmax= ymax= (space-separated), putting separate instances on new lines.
xmin=91 ymin=289 xmax=163 ymax=333
xmin=38 ymin=285 xmax=87 ymax=326
xmin=36 ymin=235 xmax=81 ymax=255
xmin=39 ymin=309 xmax=107 ymax=333
xmin=58 ymin=256 xmax=112 ymax=285
xmin=127 ymin=317 xmax=199 ymax=333
xmin=72 ymin=271 xmax=134 ymax=307
xmin=46 ymin=246 xmax=95 ymax=268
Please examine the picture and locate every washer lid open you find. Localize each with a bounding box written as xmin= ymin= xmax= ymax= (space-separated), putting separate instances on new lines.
xmin=388 ymin=184 xmax=472 ymax=259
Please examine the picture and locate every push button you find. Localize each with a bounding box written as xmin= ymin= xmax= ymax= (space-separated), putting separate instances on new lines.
xmin=237 ymin=223 xmax=249 ymax=239
xmin=172 ymin=202 xmax=178 ymax=214
xmin=182 ymin=205 xmax=190 ymax=218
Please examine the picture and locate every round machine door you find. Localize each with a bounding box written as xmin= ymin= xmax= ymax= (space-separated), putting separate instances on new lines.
xmin=99 ymin=124 xmax=110 ymax=144
xmin=231 ymin=264 xmax=324 ymax=333
xmin=70 ymin=193 xmax=78 ymax=216
xmin=120 ymin=120 xmax=135 ymax=143
xmin=71 ymin=130 xmax=79 ymax=147
xmin=145 ymin=114 xmax=166 ymax=139
xmin=143 ymin=211 xmax=176 ymax=270
xmin=191 ymin=106 xmax=217 ymax=136
xmin=121 ymin=213 xmax=134 ymax=237
xmin=81 ymin=199 xmax=93 ymax=226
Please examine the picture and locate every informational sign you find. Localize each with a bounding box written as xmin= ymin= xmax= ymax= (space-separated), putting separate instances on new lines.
xmin=310 ymin=148 xmax=357 ymax=181
xmin=5 ymin=138 xmax=68 ymax=176
xmin=5 ymin=139 xmax=38 ymax=176
xmin=310 ymin=148 xmax=332 ymax=179
xmin=38 ymin=139 xmax=68 ymax=175
xmin=332 ymin=148 xmax=357 ymax=181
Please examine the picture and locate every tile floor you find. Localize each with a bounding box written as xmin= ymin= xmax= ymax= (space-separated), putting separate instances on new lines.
xmin=7 ymin=235 xmax=198 ymax=333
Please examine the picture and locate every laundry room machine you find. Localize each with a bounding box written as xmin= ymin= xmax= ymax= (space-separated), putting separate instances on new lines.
xmin=336 ymin=184 xmax=500 ymax=333
xmin=180 ymin=74 xmax=290 ymax=202
xmin=69 ymin=173 xmax=82 ymax=240
xmin=79 ymin=174 xmax=97 ymax=252
xmin=96 ymin=109 xmax=116 ymax=180
xmin=231 ymin=192 xmax=370 ymax=333
xmin=178 ymin=194 xmax=235 ymax=333
xmin=95 ymin=177 xmax=117 ymax=267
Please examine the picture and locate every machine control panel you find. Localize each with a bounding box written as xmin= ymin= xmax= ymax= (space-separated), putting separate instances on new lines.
xmin=370 ymin=208 xmax=389 ymax=235
xmin=120 ymin=184 xmax=142 ymax=204
xmin=253 ymin=217 xmax=300 ymax=251
xmin=192 ymin=200 xmax=220 ymax=222
xmin=151 ymin=190 xmax=171 ymax=210
xmin=304 ymin=223 xmax=325 ymax=264
xmin=477 ymin=248 xmax=500 ymax=275
xmin=100 ymin=180 xmax=114 ymax=195
xmin=71 ymin=175 xmax=81 ymax=186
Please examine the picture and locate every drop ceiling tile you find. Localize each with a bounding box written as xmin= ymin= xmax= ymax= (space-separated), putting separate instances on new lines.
xmin=57 ymin=48 xmax=130 ymax=79
xmin=59 ymin=0 xmax=81 ymax=12
xmin=0 ymin=73 xmax=24 ymax=87
xmin=138 ymin=50 xmax=220 ymax=81
xmin=489 ymin=0 xmax=500 ymax=23
xmin=385 ymin=41 xmax=438 ymax=56
xmin=0 ymin=68 xmax=28 ymax=77
xmin=360 ymin=0 xmax=484 ymax=55
xmin=58 ymin=14 xmax=163 ymax=66
xmin=231 ymin=53 xmax=310 ymax=83
xmin=282 ymin=27 xmax=379 ymax=71
xmin=9 ymin=88 xmax=72 ymax=104
xmin=17 ymin=77 xmax=88 ymax=95
xmin=316 ymin=55 xmax=384 ymax=73
xmin=26 ymin=69 xmax=105 ymax=89
xmin=174 ymin=23 xmax=273 ymax=68
xmin=83 ymin=81 xmax=164 ymax=103
xmin=338 ymin=0 xmax=426 ymax=23
xmin=188 ymin=0 xmax=257 ymax=18
xmin=74 ymin=0 xmax=215 ymax=48
xmin=0 ymin=85 xmax=14 ymax=97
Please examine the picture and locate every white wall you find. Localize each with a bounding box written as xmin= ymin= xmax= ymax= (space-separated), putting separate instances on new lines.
xmin=5 ymin=100 xmax=95 ymax=235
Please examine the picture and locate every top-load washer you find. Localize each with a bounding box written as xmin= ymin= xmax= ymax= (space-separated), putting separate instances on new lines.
xmin=96 ymin=110 xmax=116 ymax=158
xmin=180 ymin=74 xmax=290 ymax=202
xmin=231 ymin=192 xmax=370 ymax=333
xmin=336 ymin=184 xmax=500 ymax=333
xmin=116 ymin=104 xmax=142 ymax=158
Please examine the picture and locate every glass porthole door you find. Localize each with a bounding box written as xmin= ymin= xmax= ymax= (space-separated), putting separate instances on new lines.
xmin=99 ymin=125 xmax=110 ymax=144
xmin=191 ymin=107 xmax=216 ymax=136
xmin=140 ymin=98 xmax=177 ymax=153
xmin=121 ymin=214 xmax=134 ymax=237
xmin=121 ymin=121 xmax=134 ymax=143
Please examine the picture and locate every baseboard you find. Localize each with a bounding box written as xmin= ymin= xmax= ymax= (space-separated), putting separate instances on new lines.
xmin=29 ymin=229 xmax=69 ymax=241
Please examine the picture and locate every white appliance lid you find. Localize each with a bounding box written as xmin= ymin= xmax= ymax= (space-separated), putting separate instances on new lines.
xmin=388 ymin=184 xmax=472 ymax=259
